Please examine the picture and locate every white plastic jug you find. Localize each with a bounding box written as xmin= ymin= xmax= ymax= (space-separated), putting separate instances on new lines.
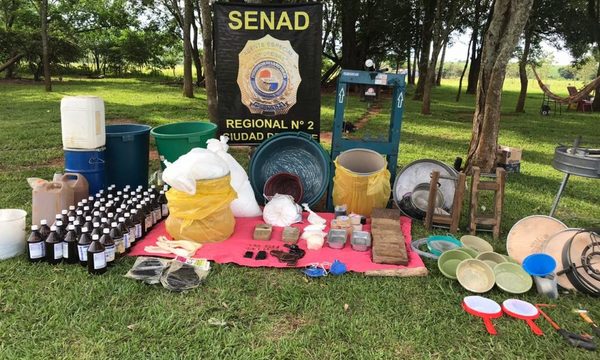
xmin=61 ymin=96 xmax=106 ymax=149
xmin=0 ymin=209 xmax=27 ymax=260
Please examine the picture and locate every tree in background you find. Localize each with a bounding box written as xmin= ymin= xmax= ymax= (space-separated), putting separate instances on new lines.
xmin=199 ymin=0 xmax=217 ymax=123
xmin=182 ymin=0 xmax=193 ymax=97
xmin=466 ymin=0 xmax=534 ymax=172
xmin=421 ymin=0 xmax=468 ymax=114
xmin=465 ymin=0 xmax=493 ymax=95
xmin=514 ymin=0 xmax=560 ymax=113
xmin=558 ymin=0 xmax=600 ymax=111
xmin=40 ymin=0 xmax=51 ymax=91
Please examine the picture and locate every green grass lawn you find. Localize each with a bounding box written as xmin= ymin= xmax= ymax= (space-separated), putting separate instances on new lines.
xmin=1 ymin=76 xmax=599 ymax=359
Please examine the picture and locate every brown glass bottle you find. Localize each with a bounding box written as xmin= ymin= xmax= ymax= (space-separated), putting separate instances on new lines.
xmin=62 ymin=224 xmax=79 ymax=264
xmin=27 ymin=225 xmax=45 ymax=263
xmin=99 ymin=228 xmax=115 ymax=266
xmin=39 ymin=219 xmax=51 ymax=240
xmin=87 ymin=234 xmax=107 ymax=275
xmin=45 ymin=225 xmax=63 ymax=265
xmin=77 ymin=227 xmax=92 ymax=267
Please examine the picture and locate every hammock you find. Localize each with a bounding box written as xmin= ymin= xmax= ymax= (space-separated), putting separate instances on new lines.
xmin=531 ymin=66 xmax=600 ymax=104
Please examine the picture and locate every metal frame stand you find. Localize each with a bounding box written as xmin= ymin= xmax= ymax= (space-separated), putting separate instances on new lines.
xmin=550 ymin=173 xmax=570 ymax=217
xmin=326 ymin=69 xmax=406 ymax=210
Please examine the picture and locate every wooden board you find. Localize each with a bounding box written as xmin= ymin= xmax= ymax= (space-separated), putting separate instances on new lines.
xmin=370 ymin=208 xmax=408 ymax=265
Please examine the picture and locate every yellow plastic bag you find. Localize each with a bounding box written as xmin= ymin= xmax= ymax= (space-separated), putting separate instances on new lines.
xmin=165 ymin=175 xmax=237 ymax=243
xmin=332 ymin=158 xmax=391 ymax=216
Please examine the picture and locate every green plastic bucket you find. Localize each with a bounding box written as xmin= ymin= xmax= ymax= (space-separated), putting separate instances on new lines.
xmin=150 ymin=121 xmax=217 ymax=168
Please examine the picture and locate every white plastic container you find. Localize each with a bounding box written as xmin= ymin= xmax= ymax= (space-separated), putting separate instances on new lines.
xmin=61 ymin=96 xmax=106 ymax=149
xmin=0 ymin=209 xmax=27 ymax=260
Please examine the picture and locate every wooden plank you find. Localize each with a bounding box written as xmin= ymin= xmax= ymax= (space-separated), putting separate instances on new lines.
xmin=450 ymin=172 xmax=466 ymax=234
xmin=493 ymin=167 xmax=506 ymax=240
xmin=477 ymin=182 xmax=499 ymax=191
xmin=370 ymin=208 xmax=400 ymax=220
xmin=474 ymin=216 xmax=497 ymax=226
xmin=469 ymin=167 xmax=480 ymax=235
xmin=424 ymin=170 xmax=440 ymax=231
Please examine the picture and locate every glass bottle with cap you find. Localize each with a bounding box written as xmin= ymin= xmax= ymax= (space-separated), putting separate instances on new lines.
xmin=99 ymin=228 xmax=115 ymax=266
xmin=62 ymin=224 xmax=79 ymax=264
xmin=131 ymin=209 xmax=143 ymax=239
xmin=45 ymin=225 xmax=63 ymax=265
xmin=116 ymin=217 xmax=131 ymax=253
xmin=87 ymin=234 xmax=107 ymax=275
xmin=110 ymin=221 xmax=125 ymax=257
xmin=55 ymin=220 xmax=66 ymax=240
xmin=150 ymin=194 xmax=160 ymax=225
xmin=123 ymin=212 xmax=136 ymax=246
xmin=39 ymin=219 xmax=51 ymax=240
xmin=67 ymin=205 xmax=76 ymax=219
xmin=78 ymin=227 xmax=92 ymax=267
xmin=91 ymin=222 xmax=102 ymax=238
xmin=158 ymin=190 xmax=168 ymax=219
xmin=27 ymin=225 xmax=45 ymax=262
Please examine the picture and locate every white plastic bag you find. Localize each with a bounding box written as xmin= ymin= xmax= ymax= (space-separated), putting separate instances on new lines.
xmin=206 ymin=136 xmax=262 ymax=217
xmin=262 ymin=194 xmax=302 ymax=227
xmin=162 ymin=148 xmax=229 ymax=195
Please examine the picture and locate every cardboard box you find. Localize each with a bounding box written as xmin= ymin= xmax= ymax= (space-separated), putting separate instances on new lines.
xmin=497 ymin=145 xmax=522 ymax=165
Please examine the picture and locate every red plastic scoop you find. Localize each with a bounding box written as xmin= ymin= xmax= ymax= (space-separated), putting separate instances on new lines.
xmin=502 ymin=299 xmax=544 ymax=336
xmin=462 ymin=296 xmax=503 ymax=335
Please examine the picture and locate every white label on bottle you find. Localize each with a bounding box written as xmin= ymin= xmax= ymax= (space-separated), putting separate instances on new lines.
xmin=106 ymin=245 xmax=115 ymax=262
xmin=62 ymin=242 xmax=69 ymax=259
xmin=28 ymin=242 xmax=45 ymax=259
xmin=123 ymin=233 xmax=130 ymax=249
xmin=54 ymin=243 xmax=63 ymax=259
xmin=135 ymin=224 xmax=142 ymax=238
xmin=153 ymin=209 xmax=160 ymax=224
xmin=78 ymin=244 xmax=89 ymax=262
xmin=162 ymin=204 xmax=169 ymax=217
xmin=145 ymin=216 xmax=152 ymax=230
xmin=93 ymin=251 xmax=106 ymax=269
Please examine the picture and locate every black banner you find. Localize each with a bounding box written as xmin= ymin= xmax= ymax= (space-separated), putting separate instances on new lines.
xmin=214 ymin=2 xmax=322 ymax=145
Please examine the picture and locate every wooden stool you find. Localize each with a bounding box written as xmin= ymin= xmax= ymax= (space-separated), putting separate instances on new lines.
xmin=424 ymin=171 xmax=466 ymax=234
xmin=469 ymin=166 xmax=506 ymax=240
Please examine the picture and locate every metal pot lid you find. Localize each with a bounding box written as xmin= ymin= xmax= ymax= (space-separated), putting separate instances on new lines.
xmin=506 ymin=215 xmax=568 ymax=265
xmin=393 ymin=159 xmax=458 ymax=210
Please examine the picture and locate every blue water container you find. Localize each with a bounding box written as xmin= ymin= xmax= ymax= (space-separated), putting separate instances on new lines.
xmin=64 ymin=147 xmax=106 ymax=195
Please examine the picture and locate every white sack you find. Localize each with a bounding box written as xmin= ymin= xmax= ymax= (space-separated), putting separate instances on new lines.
xmin=206 ymin=136 xmax=262 ymax=217
xmin=262 ymin=194 xmax=302 ymax=227
xmin=162 ymin=148 xmax=228 ymax=195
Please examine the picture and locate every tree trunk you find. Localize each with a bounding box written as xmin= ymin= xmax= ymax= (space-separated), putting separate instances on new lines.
xmin=422 ymin=45 xmax=441 ymax=114
xmin=466 ymin=0 xmax=482 ymax=94
xmin=466 ymin=0 xmax=534 ymax=173
xmin=407 ymin=50 xmax=412 ymax=84
xmin=414 ymin=0 xmax=436 ymax=100
xmin=199 ymin=0 xmax=218 ymax=123
xmin=515 ymin=31 xmax=531 ymax=113
xmin=41 ymin=0 xmax=51 ymax=92
xmin=341 ymin=0 xmax=359 ymax=69
xmin=410 ymin=47 xmax=418 ymax=85
xmin=182 ymin=0 xmax=194 ymax=98
xmin=456 ymin=35 xmax=472 ymax=102
xmin=0 ymin=53 xmax=23 ymax=73
xmin=191 ymin=1 xmax=204 ymax=86
xmin=436 ymin=40 xmax=447 ymax=86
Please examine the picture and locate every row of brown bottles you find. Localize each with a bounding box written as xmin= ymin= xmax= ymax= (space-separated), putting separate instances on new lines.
xmin=26 ymin=184 xmax=169 ymax=275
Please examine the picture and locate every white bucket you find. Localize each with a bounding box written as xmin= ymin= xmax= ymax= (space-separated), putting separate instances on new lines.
xmin=0 ymin=209 xmax=27 ymax=260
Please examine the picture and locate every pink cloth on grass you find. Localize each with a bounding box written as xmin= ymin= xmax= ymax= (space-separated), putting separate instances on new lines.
xmin=128 ymin=213 xmax=426 ymax=273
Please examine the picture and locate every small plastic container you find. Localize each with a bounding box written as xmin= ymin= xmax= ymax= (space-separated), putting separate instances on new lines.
xmin=327 ymin=229 xmax=347 ymax=249
xmin=351 ymin=231 xmax=371 ymax=251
